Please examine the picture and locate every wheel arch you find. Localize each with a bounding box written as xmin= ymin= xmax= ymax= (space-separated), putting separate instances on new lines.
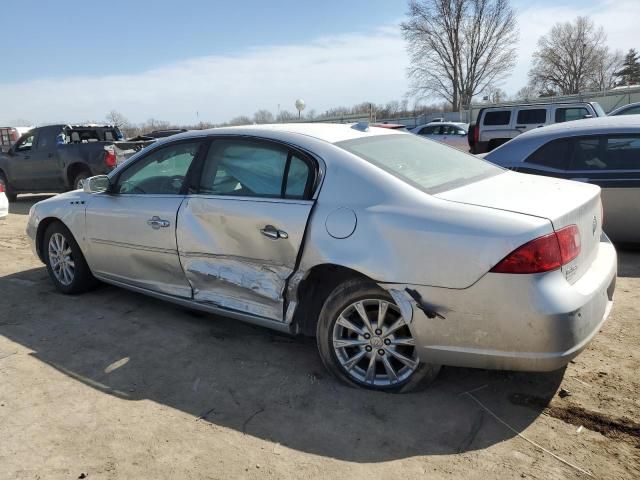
xmin=290 ymin=263 xmax=375 ymax=337
xmin=35 ymin=217 xmax=68 ymax=262
xmin=66 ymin=162 xmax=92 ymax=188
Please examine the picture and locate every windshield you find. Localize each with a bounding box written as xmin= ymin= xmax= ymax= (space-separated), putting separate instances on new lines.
xmin=336 ymin=134 xmax=503 ymax=194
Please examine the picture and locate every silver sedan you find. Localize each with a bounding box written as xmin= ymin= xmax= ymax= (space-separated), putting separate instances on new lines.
xmin=26 ymin=123 xmax=616 ymax=392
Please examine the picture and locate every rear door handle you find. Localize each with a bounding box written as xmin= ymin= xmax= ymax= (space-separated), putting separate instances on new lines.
xmin=147 ymin=216 xmax=170 ymax=229
xmin=516 ymin=125 xmax=526 ymax=129
xmin=260 ymin=225 xmax=288 ymax=239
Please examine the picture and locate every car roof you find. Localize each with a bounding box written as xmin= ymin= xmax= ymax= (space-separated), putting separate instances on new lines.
xmin=479 ymin=102 xmax=594 ymax=110
xmin=515 ymin=115 xmax=640 ymax=140
xmin=172 ymin=122 xmax=403 ymax=144
xmin=485 ymin=115 xmax=640 ymax=163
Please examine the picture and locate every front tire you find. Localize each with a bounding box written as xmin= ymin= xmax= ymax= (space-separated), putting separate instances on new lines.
xmin=43 ymin=222 xmax=96 ymax=294
xmin=0 ymin=172 xmax=17 ymax=202
xmin=316 ymin=279 xmax=441 ymax=393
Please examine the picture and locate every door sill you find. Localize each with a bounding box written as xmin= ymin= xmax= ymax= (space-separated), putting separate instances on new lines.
xmin=94 ymin=274 xmax=293 ymax=334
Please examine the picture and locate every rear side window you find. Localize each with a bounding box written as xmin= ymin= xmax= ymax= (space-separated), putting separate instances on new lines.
xmin=571 ymin=137 xmax=601 ymax=170
xmin=525 ymin=139 xmax=571 ymax=169
xmin=483 ymin=111 xmax=511 ymax=126
xmin=555 ymin=107 xmax=589 ymax=123
xmin=199 ymin=139 xmax=313 ymax=199
xmin=419 ymin=125 xmax=440 ymax=135
xmin=603 ymin=136 xmax=640 ymax=170
xmin=517 ymin=109 xmax=546 ymax=124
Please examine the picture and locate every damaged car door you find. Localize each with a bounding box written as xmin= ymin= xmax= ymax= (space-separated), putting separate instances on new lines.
xmin=85 ymin=140 xmax=203 ymax=297
xmin=177 ymin=137 xmax=317 ymax=321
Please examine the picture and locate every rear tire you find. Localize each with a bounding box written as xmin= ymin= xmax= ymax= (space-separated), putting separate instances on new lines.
xmin=316 ymin=279 xmax=441 ymax=393
xmin=73 ymin=171 xmax=90 ymax=190
xmin=0 ymin=172 xmax=17 ymax=202
xmin=43 ymin=222 xmax=97 ymax=294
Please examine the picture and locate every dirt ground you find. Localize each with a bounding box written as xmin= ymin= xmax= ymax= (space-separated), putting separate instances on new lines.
xmin=1 ymin=195 xmax=639 ymax=480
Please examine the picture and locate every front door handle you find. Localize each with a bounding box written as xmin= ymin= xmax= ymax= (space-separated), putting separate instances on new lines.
xmin=260 ymin=225 xmax=288 ymax=239
xmin=147 ymin=216 xmax=170 ymax=229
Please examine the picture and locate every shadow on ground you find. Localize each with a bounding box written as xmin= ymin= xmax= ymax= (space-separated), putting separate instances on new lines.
xmin=8 ymin=194 xmax=56 ymax=215
xmin=0 ymin=267 xmax=568 ymax=462
xmin=617 ymin=247 xmax=640 ymax=278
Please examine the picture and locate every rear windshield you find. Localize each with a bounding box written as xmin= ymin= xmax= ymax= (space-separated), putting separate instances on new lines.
xmin=336 ymin=134 xmax=503 ymax=194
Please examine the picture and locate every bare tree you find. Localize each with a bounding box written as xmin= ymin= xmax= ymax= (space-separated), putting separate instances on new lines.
xmin=276 ymin=110 xmax=297 ymax=122
xmin=253 ymin=109 xmax=274 ymax=124
xmin=228 ymin=116 xmax=252 ymax=126
xmin=105 ymin=110 xmax=129 ymax=128
xmin=514 ymin=84 xmax=537 ymax=101
xmin=529 ymin=17 xmax=612 ymax=94
xmin=591 ymin=49 xmax=623 ymax=91
xmin=402 ymin=0 xmax=518 ymax=111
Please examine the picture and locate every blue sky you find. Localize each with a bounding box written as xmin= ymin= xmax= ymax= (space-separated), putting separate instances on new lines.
xmin=2 ymin=0 xmax=405 ymax=83
xmin=0 ymin=0 xmax=635 ymax=125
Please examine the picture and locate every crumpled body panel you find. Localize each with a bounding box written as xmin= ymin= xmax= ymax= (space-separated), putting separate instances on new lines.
xmin=177 ymin=196 xmax=313 ymax=321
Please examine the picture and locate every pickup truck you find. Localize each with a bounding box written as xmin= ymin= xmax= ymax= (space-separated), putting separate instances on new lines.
xmin=0 ymin=124 xmax=152 ymax=201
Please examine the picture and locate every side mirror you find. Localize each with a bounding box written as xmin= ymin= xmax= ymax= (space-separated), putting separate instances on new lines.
xmin=83 ymin=175 xmax=111 ymax=194
xmin=583 ymin=114 xmax=593 ymax=119
xmin=459 ymin=131 xmax=467 ymax=135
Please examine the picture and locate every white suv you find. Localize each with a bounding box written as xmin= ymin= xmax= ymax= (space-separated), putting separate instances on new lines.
xmin=468 ymin=102 xmax=605 ymax=153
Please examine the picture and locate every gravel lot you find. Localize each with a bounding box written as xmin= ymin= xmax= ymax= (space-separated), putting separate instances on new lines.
xmin=1 ymin=195 xmax=639 ymax=479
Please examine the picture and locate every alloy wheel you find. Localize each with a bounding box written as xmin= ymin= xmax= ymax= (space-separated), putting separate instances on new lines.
xmin=48 ymin=232 xmax=75 ymax=286
xmin=332 ymin=299 xmax=418 ymax=387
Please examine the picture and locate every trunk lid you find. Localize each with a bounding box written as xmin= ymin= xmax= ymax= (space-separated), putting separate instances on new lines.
xmin=436 ymin=171 xmax=602 ymax=283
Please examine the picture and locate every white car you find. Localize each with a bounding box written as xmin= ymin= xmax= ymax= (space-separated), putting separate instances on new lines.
xmin=25 ymin=123 xmax=617 ymax=392
xmin=0 ymin=186 xmax=8 ymax=219
xmin=411 ymin=122 xmax=469 ymax=151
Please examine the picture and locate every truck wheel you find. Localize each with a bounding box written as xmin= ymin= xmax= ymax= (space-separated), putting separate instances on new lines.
xmin=316 ymin=278 xmax=441 ymax=393
xmin=0 ymin=172 xmax=17 ymax=202
xmin=73 ymin=171 xmax=90 ymax=190
xmin=43 ymin=221 xmax=97 ymax=294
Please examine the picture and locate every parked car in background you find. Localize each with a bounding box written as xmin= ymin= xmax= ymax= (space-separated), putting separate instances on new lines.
xmin=411 ymin=122 xmax=469 ymax=150
xmin=484 ymin=116 xmax=640 ymax=243
xmin=468 ymin=102 xmax=606 ymax=154
xmin=0 ymin=126 xmax=33 ymax=153
xmin=608 ymin=102 xmax=640 ymax=116
xmin=26 ymin=123 xmax=616 ymax=392
xmin=0 ymin=182 xmax=8 ymax=219
xmin=371 ymin=123 xmax=408 ymax=131
xmin=0 ymin=124 xmax=151 ymax=201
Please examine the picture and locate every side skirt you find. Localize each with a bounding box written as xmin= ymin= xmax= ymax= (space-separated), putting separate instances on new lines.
xmin=94 ymin=274 xmax=294 ymax=334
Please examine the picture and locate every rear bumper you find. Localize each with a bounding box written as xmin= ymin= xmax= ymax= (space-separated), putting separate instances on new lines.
xmin=385 ymin=235 xmax=617 ymax=372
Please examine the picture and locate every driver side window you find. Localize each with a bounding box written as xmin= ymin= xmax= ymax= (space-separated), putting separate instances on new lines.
xmin=115 ymin=141 xmax=201 ymax=194
xmin=15 ymin=134 xmax=35 ymax=152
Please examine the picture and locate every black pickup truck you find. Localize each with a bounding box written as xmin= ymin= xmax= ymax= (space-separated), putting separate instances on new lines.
xmin=0 ymin=124 xmax=152 ymax=201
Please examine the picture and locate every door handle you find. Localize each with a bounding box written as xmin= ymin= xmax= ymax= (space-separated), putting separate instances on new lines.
xmin=516 ymin=125 xmax=526 ymax=129
xmin=260 ymin=225 xmax=288 ymax=239
xmin=147 ymin=216 xmax=170 ymax=229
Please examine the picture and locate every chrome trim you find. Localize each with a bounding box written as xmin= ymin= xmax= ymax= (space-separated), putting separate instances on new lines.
xmin=89 ymin=238 xmax=177 ymax=255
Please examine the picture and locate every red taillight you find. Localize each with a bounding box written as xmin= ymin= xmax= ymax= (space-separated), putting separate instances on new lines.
xmin=10 ymin=129 xmax=19 ymax=142
xmin=0 ymin=182 xmax=5 ymax=193
xmin=473 ymin=124 xmax=479 ymax=144
xmin=491 ymin=225 xmax=581 ymax=274
xmin=556 ymin=225 xmax=581 ymax=264
xmin=104 ymin=147 xmax=117 ymax=168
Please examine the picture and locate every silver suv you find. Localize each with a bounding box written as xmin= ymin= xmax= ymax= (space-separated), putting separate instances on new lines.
xmin=468 ymin=102 xmax=605 ymax=153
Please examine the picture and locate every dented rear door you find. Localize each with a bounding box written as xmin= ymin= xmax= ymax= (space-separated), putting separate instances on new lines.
xmin=177 ymin=196 xmax=312 ymax=320
xmin=176 ymin=137 xmax=317 ymax=321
